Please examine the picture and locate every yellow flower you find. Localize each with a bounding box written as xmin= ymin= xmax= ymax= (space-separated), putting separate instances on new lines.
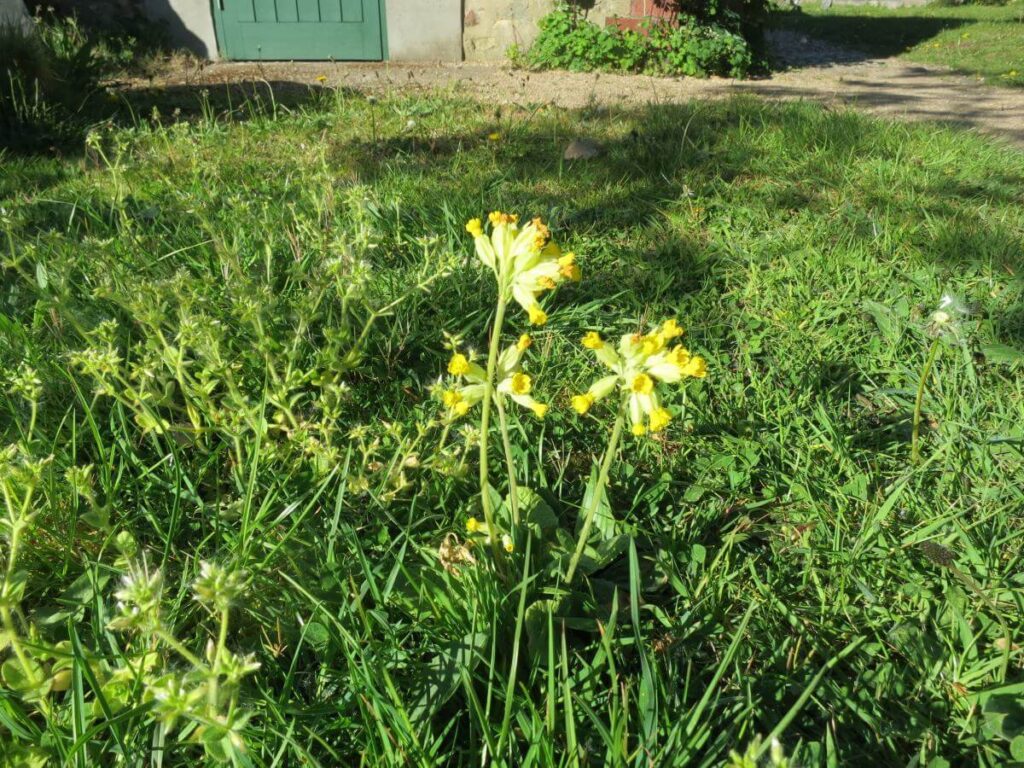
xmin=559 ymin=252 xmax=581 ymax=282
xmin=649 ymin=407 xmax=672 ymax=432
xmin=448 ymin=353 xmax=470 ymax=376
xmin=576 ymin=320 xmax=707 ymax=436
xmin=630 ymin=373 xmax=654 ymax=395
xmin=528 ymin=305 xmax=548 ymax=326
xmin=502 ymin=533 xmax=514 ymax=552
xmin=316 ymin=74 xmax=327 ymax=83
xmin=488 ymin=131 xmax=501 ymax=142
xmin=465 ymin=212 xmax=580 ymax=325
xmin=466 ymin=218 xmax=483 ymax=237
xmin=531 ymin=217 xmax=551 ymax=249
xmin=488 ymin=211 xmax=518 ymax=226
xmin=488 ymin=338 xmax=549 ymax=419
xmin=681 ymin=356 xmax=706 ymax=378
xmin=659 ymin=319 xmax=684 ymax=340
xmin=439 ymin=353 xmax=487 ymax=418
xmin=467 ymin=516 xmax=481 ymax=533
xmin=509 ymin=372 xmax=531 ymax=395
xmin=571 ymin=393 xmax=595 ymax=414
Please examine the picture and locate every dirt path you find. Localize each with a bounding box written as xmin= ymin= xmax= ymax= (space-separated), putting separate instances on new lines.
xmin=141 ymin=32 xmax=1024 ymax=148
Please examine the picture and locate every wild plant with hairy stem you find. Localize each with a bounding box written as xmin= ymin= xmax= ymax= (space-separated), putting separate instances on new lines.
xmin=912 ymin=294 xmax=968 ymax=464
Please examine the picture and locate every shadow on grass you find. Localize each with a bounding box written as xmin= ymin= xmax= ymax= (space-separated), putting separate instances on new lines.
xmin=768 ymin=9 xmax=970 ymax=62
xmin=1 ymin=78 xmax=338 ymax=157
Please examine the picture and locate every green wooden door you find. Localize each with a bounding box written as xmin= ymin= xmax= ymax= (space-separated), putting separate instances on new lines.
xmin=214 ymin=0 xmax=384 ymax=60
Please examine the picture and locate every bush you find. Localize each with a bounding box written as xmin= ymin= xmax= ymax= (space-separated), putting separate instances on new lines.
xmin=512 ymin=5 xmax=754 ymax=78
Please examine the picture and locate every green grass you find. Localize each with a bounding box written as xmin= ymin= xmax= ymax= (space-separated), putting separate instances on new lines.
xmin=771 ymin=0 xmax=1024 ymax=86
xmin=2 ymin=87 xmax=1024 ymax=766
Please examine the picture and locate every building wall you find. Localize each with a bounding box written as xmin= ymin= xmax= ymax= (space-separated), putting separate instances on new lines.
xmin=385 ymin=0 xmax=462 ymax=61
xmin=463 ymin=0 xmax=630 ymax=61
xmin=140 ymin=0 xmax=219 ymax=58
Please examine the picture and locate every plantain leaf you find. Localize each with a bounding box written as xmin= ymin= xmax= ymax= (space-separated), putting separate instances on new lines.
xmin=408 ymin=631 xmax=488 ymax=725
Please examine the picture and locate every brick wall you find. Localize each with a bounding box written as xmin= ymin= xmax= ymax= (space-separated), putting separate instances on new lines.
xmin=606 ymin=0 xmax=677 ymax=32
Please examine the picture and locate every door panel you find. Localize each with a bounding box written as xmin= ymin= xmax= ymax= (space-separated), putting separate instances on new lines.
xmin=215 ymin=0 xmax=383 ymax=60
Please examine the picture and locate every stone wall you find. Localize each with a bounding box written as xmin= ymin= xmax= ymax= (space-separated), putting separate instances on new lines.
xmin=463 ymin=0 xmax=631 ymax=61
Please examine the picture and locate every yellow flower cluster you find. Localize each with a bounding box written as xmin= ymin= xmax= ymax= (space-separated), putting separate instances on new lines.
xmin=440 ymin=334 xmax=548 ymax=420
xmin=572 ymin=319 xmax=706 ymax=436
xmin=465 ymin=212 xmax=580 ymax=326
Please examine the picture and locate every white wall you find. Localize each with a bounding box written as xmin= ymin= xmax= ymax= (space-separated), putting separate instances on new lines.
xmin=384 ymin=0 xmax=462 ymax=62
xmin=140 ymin=0 xmax=220 ymax=59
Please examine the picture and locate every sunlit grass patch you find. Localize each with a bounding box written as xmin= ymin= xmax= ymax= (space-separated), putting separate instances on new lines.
xmin=2 ymin=89 xmax=1024 ymax=766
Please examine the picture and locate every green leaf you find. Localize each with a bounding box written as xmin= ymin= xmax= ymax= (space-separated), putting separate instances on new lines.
xmin=861 ymin=299 xmax=901 ymax=343
xmin=80 ymin=506 xmax=112 ymax=531
xmin=691 ymin=543 xmax=707 ymax=565
xmin=981 ymin=343 xmax=1024 ymax=366
xmin=201 ymin=724 xmax=232 ymax=763
xmin=408 ymin=632 xmax=488 ymax=725
xmin=304 ymin=621 xmax=330 ymax=654
xmin=683 ymin=484 xmax=705 ymax=502
xmin=578 ymin=464 xmax=616 ymax=542
xmin=515 ymin=486 xmax=557 ymax=536
xmin=35 ymin=262 xmax=48 ymax=290
xmin=1010 ymin=735 xmax=1024 ymax=762
xmin=2 ymin=570 xmax=30 ymax=603
xmin=579 ymin=533 xmax=630 ymax=575
xmin=484 ymin=483 xmax=506 ymax=525
xmin=983 ymin=695 xmax=1024 ymax=740
xmin=0 ymin=742 xmax=50 ymax=768
xmin=525 ymin=598 xmax=556 ymax=655
xmin=1 ymin=657 xmax=49 ymax=699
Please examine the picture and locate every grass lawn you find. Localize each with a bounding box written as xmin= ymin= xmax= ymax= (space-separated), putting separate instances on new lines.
xmin=771 ymin=0 xmax=1024 ymax=87
xmin=2 ymin=89 xmax=1024 ymax=766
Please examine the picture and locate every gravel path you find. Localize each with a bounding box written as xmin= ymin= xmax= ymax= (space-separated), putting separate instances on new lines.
xmin=138 ymin=32 xmax=1024 ymax=148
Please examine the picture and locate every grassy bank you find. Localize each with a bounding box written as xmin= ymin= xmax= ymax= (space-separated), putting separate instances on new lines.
xmin=2 ymin=89 xmax=1024 ymax=766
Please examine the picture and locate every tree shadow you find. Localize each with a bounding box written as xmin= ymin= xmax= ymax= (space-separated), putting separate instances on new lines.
xmin=767 ymin=8 xmax=970 ymax=65
xmin=1 ymin=78 xmax=339 ymax=157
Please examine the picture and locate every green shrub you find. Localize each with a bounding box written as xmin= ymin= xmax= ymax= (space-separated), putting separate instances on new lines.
xmin=513 ymin=5 xmax=754 ymax=78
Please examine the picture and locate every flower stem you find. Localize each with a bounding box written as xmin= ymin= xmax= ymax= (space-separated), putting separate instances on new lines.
xmin=563 ymin=409 xmax=625 ymax=586
xmin=156 ymin=628 xmax=205 ymax=668
xmin=479 ymin=293 xmax=508 ymax=566
xmin=495 ymin=394 xmax=521 ymax=530
xmin=912 ymin=337 xmax=941 ymax=465
xmin=208 ymin=607 xmax=230 ymax=713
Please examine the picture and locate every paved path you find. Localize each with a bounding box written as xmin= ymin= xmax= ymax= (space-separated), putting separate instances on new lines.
xmin=144 ymin=33 xmax=1024 ymax=148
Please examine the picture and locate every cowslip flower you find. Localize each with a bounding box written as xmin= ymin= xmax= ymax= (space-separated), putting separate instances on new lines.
xmin=440 ymin=335 xmax=549 ymax=419
xmin=465 ymin=212 xmax=580 ymax=325
xmin=572 ymin=319 xmax=706 ymax=436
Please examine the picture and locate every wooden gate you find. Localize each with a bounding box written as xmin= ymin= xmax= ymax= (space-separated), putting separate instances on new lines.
xmin=213 ymin=0 xmax=384 ymax=60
